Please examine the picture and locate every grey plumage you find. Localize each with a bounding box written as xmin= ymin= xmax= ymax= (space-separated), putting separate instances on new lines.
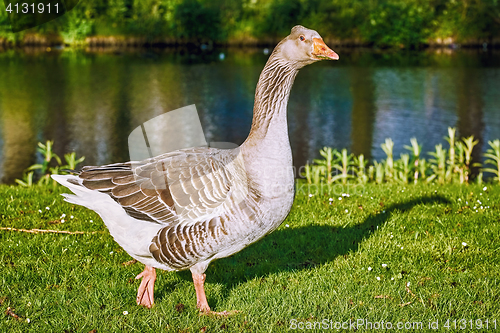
xmin=52 ymin=25 xmax=338 ymax=310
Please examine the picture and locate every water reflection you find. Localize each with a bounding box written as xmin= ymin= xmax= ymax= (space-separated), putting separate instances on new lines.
xmin=456 ymin=68 xmax=484 ymax=175
xmin=349 ymin=67 xmax=376 ymax=159
xmin=0 ymin=48 xmax=499 ymax=184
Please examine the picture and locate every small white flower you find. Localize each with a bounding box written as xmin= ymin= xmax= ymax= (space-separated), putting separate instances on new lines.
xmin=61 ymin=219 xmax=65 ymax=223
xmin=38 ymin=209 xmax=42 ymax=213
xmin=45 ymin=206 xmax=50 ymax=210
xmin=27 ymin=302 xmax=31 ymax=306
xmin=401 ymin=246 xmax=404 ymax=250
xmin=123 ymin=311 xmax=128 ymax=315
xmin=481 ymin=206 xmax=483 ymax=209
xmin=391 ymin=277 xmax=394 ymax=281
xmin=90 ymin=220 xmax=93 ymax=223
xmin=458 ymin=198 xmax=461 ymax=201
xmin=406 ymin=282 xmax=410 ymax=287
xmin=345 ymin=209 xmax=348 ymax=213
xmin=371 ymin=197 xmax=374 ymax=199
xmin=26 ymin=318 xmax=31 ymax=323
xmin=376 ymin=276 xmax=381 ymax=281
xmin=308 ymin=194 xmax=313 ymax=198
xmin=462 ymin=242 xmax=467 ymax=246
xmin=382 ymin=210 xmax=386 ymax=213
xmin=473 ymin=206 xmax=477 ymax=209
xmin=483 ymin=186 xmax=487 ymax=191
xmin=382 ymin=264 xmax=387 ymax=268
xmin=285 ymin=224 xmax=289 ymax=228
xmin=338 ymin=197 xmax=342 ymax=201
xmin=110 ymin=251 xmax=114 ymax=255
xmin=70 ymin=215 xmax=74 ymax=219
xmin=368 ymin=267 xmax=372 ymax=271
xmin=61 ymin=213 xmax=66 ymax=218
xmin=390 ymin=234 xmax=394 ymax=239
xmin=329 ymin=198 xmax=334 ymax=202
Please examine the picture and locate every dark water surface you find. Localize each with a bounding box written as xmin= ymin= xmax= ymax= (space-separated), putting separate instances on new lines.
xmin=0 ymin=47 xmax=499 ymax=184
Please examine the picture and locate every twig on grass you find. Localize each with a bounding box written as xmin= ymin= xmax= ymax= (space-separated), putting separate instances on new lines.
xmin=0 ymin=227 xmax=102 ymax=235
xmin=5 ymin=307 xmax=21 ymax=320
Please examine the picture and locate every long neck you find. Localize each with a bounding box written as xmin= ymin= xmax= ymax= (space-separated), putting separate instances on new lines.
xmin=245 ymin=53 xmax=299 ymax=143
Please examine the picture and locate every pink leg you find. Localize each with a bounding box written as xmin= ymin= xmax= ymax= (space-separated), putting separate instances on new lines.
xmin=192 ymin=273 xmax=238 ymax=315
xmin=192 ymin=273 xmax=211 ymax=312
xmin=135 ymin=266 xmax=156 ymax=308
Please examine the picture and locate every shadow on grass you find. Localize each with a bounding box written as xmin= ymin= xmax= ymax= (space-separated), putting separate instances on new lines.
xmin=164 ymin=195 xmax=450 ymax=306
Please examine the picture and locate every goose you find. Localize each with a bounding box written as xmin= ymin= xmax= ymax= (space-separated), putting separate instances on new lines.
xmin=52 ymin=25 xmax=338 ymax=313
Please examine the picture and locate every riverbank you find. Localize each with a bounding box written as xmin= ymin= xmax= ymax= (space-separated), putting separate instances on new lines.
xmin=1 ymin=0 xmax=500 ymax=50
xmin=1 ymin=33 xmax=500 ymax=49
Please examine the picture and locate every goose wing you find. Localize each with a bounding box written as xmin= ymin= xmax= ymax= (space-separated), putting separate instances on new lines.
xmin=79 ymin=147 xmax=241 ymax=227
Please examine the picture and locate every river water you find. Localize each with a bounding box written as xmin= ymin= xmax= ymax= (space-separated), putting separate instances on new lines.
xmin=0 ymin=47 xmax=499 ymax=184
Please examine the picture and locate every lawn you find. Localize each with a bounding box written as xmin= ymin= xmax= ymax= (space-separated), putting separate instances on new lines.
xmin=1 ymin=183 xmax=499 ymax=332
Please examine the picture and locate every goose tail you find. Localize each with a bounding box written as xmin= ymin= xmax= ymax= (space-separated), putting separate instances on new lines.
xmin=51 ymin=174 xmax=170 ymax=270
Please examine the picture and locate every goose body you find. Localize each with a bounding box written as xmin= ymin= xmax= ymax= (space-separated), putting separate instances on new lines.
xmin=52 ymin=25 xmax=338 ymax=312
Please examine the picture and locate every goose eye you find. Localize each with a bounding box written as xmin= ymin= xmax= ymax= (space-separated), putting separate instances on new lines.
xmin=299 ymin=35 xmax=305 ymax=41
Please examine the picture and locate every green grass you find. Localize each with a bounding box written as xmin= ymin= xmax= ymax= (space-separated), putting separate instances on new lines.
xmin=1 ymin=183 xmax=499 ymax=332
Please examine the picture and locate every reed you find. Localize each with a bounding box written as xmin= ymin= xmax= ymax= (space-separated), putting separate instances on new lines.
xmin=331 ymin=149 xmax=355 ymax=185
xmin=428 ymin=144 xmax=447 ymax=185
xmin=483 ymin=139 xmax=500 ymax=183
xmin=15 ymin=140 xmax=85 ymax=187
xmin=15 ymin=130 xmax=500 ymax=188
xmin=381 ymin=138 xmax=394 ymax=181
xmin=404 ymin=137 xmax=422 ymax=184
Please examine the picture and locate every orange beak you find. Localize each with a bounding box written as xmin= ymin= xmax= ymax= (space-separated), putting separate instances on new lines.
xmin=312 ymin=38 xmax=339 ymax=60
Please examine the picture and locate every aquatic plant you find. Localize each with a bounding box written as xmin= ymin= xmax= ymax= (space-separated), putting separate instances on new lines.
xmin=461 ymin=136 xmax=480 ymax=184
xmin=374 ymin=160 xmax=385 ymax=185
xmin=404 ymin=137 xmax=422 ymax=184
xmin=381 ymin=138 xmax=394 ymax=181
xmin=314 ymin=147 xmax=335 ymax=184
xmin=444 ymin=127 xmax=456 ymax=183
xmin=483 ymin=139 xmax=500 ymax=183
xmin=331 ymin=149 xmax=355 ymax=185
xmin=354 ymin=154 xmax=368 ymax=184
xmin=15 ymin=140 xmax=85 ymax=187
xmin=395 ymin=153 xmax=411 ymax=184
xmin=428 ymin=144 xmax=447 ymax=185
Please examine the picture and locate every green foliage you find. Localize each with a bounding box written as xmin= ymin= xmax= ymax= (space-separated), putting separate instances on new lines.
xmin=15 ymin=140 xmax=85 ymax=187
xmin=381 ymin=138 xmax=394 ymax=181
xmin=258 ymin=0 xmax=303 ymax=37
xmin=0 ymin=0 xmax=499 ymax=46
xmin=302 ymin=128 xmax=495 ymax=186
xmin=404 ymin=137 xmax=422 ymax=184
xmin=483 ymin=139 xmax=500 ymax=183
xmin=428 ymin=144 xmax=447 ymax=185
xmin=359 ymin=0 xmax=436 ymax=48
xmin=173 ymin=0 xmax=221 ymax=41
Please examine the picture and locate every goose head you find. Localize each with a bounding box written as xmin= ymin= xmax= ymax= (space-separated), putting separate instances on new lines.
xmin=275 ymin=25 xmax=339 ymax=67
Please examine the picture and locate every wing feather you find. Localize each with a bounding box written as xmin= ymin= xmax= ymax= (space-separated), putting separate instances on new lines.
xmin=78 ymin=148 xmax=237 ymax=227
